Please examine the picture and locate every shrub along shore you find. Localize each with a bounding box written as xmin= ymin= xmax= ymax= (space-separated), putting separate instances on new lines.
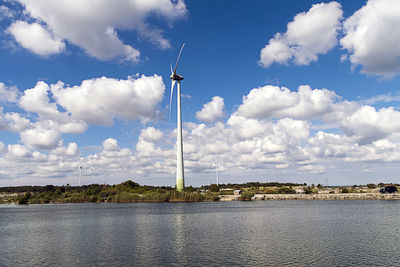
xmin=0 ymin=180 xmax=397 ymax=205
xmin=0 ymin=180 xmax=219 ymax=204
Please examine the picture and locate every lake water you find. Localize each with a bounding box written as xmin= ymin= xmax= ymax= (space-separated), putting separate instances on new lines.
xmin=1 ymin=200 xmax=400 ymax=266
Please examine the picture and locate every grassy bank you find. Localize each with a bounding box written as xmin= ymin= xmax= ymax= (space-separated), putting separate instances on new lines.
xmin=0 ymin=180 xmax=219 ymax=204
xmin=1 ymin=180 xmax=398 ymax=204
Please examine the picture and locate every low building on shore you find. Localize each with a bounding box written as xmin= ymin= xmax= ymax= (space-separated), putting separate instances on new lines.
xmin=233 ymin=190 xmax=242 ymax=195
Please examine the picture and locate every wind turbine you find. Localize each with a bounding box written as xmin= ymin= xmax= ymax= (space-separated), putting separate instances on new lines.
xmin=78 ymin=165 xmax=83 ymax=186
xmin=170 ymin=43 xmax=185 ymax=192
xmin=214 ymin=159 xmax=220 ymax=185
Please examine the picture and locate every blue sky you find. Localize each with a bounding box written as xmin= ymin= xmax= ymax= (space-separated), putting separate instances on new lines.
xmin=1 ymin=0 xmax=400 ymax=186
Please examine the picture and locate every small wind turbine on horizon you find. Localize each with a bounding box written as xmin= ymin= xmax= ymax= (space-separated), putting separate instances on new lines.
xmin=214 ymin=158 xmax=220 ymax=185
xmin=169 ymin=43 xmax=185 ymax=192
xmin=78 ymin=165 xmax=83 ymax=186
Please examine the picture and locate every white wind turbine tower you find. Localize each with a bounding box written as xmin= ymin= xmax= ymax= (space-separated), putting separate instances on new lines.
xmin=214 ymin=158 xmax=220 ymax=185
xmin=169 ymin=43 xmax=186 ymax=192
xmin=78 ymin=165 xmax=83 ymax=186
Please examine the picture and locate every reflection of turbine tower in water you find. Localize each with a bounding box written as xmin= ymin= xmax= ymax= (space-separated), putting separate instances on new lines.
xmin=78 ymin=165 xmax=82 ymax=186
xmin=169 ymin=44 xmax=186 ymax=192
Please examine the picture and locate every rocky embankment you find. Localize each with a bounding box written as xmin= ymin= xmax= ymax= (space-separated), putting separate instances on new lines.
xmin=219 ymin=193 xmax=400 ymax=201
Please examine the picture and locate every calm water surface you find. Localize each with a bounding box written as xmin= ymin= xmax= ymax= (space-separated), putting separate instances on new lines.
xmin=1 ymin=200 xmax=400 ymax=266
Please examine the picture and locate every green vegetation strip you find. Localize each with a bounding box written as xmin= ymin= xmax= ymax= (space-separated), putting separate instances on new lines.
xmin=0 ymin=181 xmax=397 ymax=204
xmin=0 ymin=180 xmax=220 ymax=204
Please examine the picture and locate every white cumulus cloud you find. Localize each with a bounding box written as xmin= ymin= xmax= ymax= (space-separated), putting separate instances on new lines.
xmin=340 ymin=0 xmax=400 ymax=78
xmin=20 ymin=120 xmax=62 ymax=150
xmin=259 ymin=1 xmax=343 ymax=67
xmin=14 ymin=0 xmax=187 ymax=61
xmin=0 ymin=82 xmax=18 ymax=103
xmin=0 ymin=111 xmax=30 ymax=132
xmin=237 ymin=85 xmax=338 ymax=120
xmin=6 ymin=21 xmax=65 ymax=56
xmin=50 ymin=75 xmax=165 ymax=126
xmin=19 ymin=81 xmax=88 ymax=134
xmin=196 ymin=96 xmax=226 ymax=123
xmin=340 ymin=106 xmax=400 ymax=144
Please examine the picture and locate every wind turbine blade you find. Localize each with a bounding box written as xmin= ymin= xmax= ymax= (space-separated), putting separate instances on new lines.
xmin=169 ymin=80 xmax=176 ymax=121
xmin=173 ymin=43 xmax=185 ymax=75
xmin=170 ymin=63 xmax=173 ymax=75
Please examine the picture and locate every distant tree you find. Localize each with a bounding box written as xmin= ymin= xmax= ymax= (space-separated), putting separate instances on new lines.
xmin=208 ymin=184 xmax=220 ymax=192
xmin=303 ymin=187 xmax=313 ymax=194
xmin=184 ymin=186 xmax=196 ymax=193
xmin=366 ymin=183 xmax=376 ymax=189
xmin=317 ymin=184 xmax=323 ymax=189
xmin=122 ymin=180 xmax=139 ymax=189
xmin=17 ymin=192 xmax=31 ymax=205
xmin=378 ymin=183 xmax=385 ymax=187
xmin=341 ymin=188 xmax=349 ymax=193
xmin=240 ymin=191 xmax=255 ymax=201
xmin=277 ymin=187 xmax=296 ymax=194
xmin=44 ymin=185 xmax=55 ymax=192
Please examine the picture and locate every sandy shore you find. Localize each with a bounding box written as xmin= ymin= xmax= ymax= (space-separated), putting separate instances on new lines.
xmin=219 ymin=193 xmax=400 ymax=201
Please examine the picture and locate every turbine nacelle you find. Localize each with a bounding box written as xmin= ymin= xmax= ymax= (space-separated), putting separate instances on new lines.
xmin=170 ymin=73 xmax=184 ymax=81
xmin=169 ymin=43 xmax=185 ymax=121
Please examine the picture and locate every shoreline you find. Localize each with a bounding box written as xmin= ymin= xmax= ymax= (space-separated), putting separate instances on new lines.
xmin=220 ymin=193 xmax=400 ymax=201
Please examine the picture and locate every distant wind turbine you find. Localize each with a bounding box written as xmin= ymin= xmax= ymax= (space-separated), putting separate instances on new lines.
xmin=78 ymin=165 xmax=83 ymax=186
xmin=214 ymin=159 xmax=220 ymax=185
xmin=170 ymin=43 xmax=185 ymax=192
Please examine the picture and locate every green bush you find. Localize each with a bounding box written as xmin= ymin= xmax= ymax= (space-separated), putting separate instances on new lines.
xmin=204 ymin=193 xmax=219 ymax=201
xmin=341 ymin=188 xmax=349 ymax=193
xmin=17 ymin=192 xmax=31 ymax=205
xmin=208 ymin=184 xmax=220 ymax=192
xmin=303 ymin=187 xmax=313 ymax=194
xmin=184 ymin=186 xmax=197 ymax=193
xmin=240 ymin=191 xmax=255 ymax=201
xmin=367 ymin=183 xmax=376 ymax=189
xmin=277 ymin=187 xmax=296 ymax=194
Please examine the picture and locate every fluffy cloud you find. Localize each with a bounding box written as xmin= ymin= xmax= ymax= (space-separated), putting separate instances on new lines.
xmin=19 ymin=81 xmax=60 ymax=117
xmin=20 ymin=120 xmax=62 ymax=150
xmin=0 ymin=111 xmax=30 ymax=132
xmin=7 ymin=144 xmax=30 ymax=158
xmin=4 ymin=79 xmax=400 ymax=185
xmin=51 ymin=74 xmax=165 ymax=126
xmin=17 ymin=74 xmax=165 ymax=133
xmin=2 ymin=109 xmax=400 ymax=185
xmin=6 ymin=21 xmax=65 ymax=56
xmin=196 ymin=96 xmax=226 ymax=123
xmin=0 ymin=82 xmax=18 ymax=103
xmin=340 ymin=0 xmax=400 ymax=77
xmin=234 ymin=83 xmax=400 ymax=146
xmin=19 ymin=81 xmax=88 ymax=135
xmin=13 ymin=0 xmax=187 ymax=61
xmin=140 ymin=127 xmax=164 ymax=142
xmin=259 ymin=2 xmax=342 ymax=67
xmin=0 ymin=74 xmax=165 ymax=152
xmin=237 ymin=85 xmax=338 ymax=120
xmin=340 ymin=106 xmax=400 ymax=144
xmin=50 ymin=142 xmax=78 ymax=157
